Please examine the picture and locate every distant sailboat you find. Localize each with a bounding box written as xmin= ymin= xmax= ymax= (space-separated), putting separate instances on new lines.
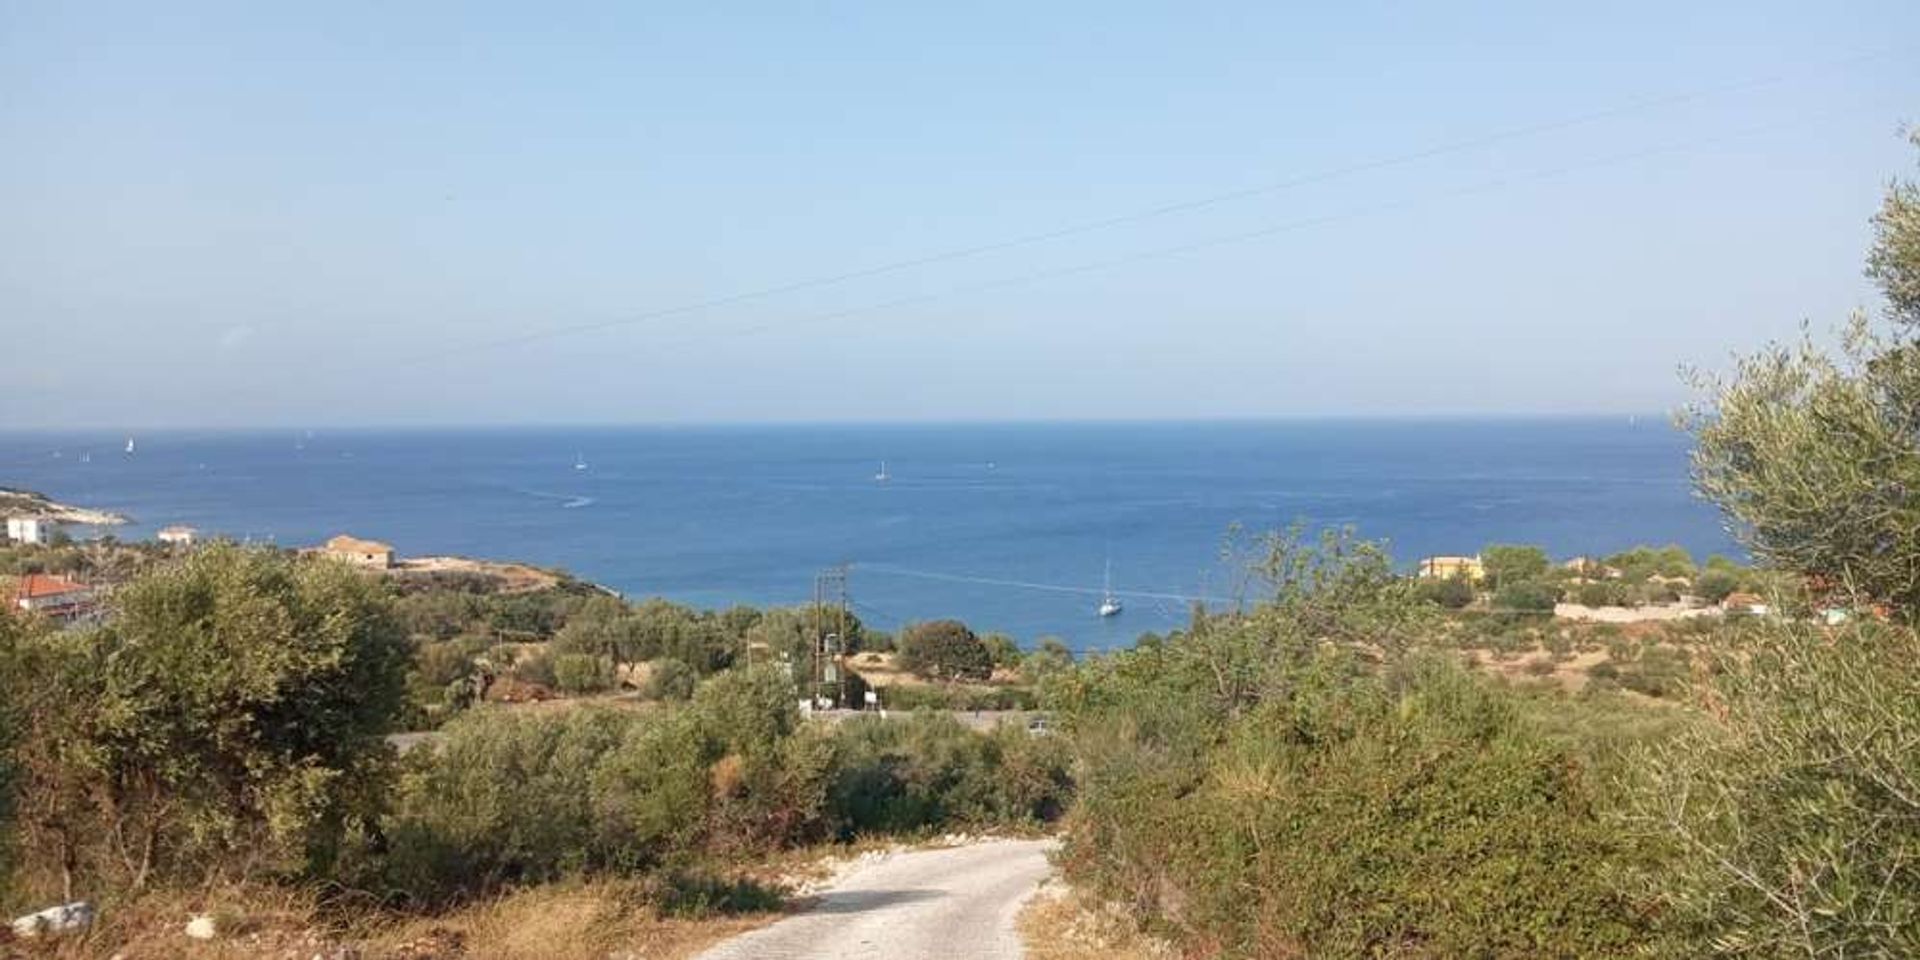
xmin=574 ymin=452 xmax=588 ymax=471
xmin=1098 ymin=559 xmax=1123 ymax=617
xmin=874 ymin=460 xmax=891 ymax=482
xmin=124 ymin=437 xmax=135 ymax=455
xmin=79 ymin=452 xmax=91 ymax=464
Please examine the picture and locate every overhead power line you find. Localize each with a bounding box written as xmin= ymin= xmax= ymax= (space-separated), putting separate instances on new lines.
xmin=401 ymin=46 xmax=1904 ymax=364
xmin=577 ymin=106 xmax=1870 ymax=352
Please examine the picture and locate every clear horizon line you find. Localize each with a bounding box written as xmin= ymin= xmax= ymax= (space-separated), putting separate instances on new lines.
xmin=0 ymin=410 xmax=1680 ymax=434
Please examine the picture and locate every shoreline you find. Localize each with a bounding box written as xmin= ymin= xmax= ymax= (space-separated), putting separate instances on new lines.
xmin=0 ymin=487 xmax=129 ymax=526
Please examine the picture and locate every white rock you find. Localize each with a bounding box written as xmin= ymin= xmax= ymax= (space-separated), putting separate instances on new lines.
xmin=185 ymin=914 xmax=219 ymax=940
xmin=10 ymin=901 xmax=94 ymax=938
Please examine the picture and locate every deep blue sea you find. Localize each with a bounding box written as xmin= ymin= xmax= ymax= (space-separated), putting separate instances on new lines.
xmin=0 ymin=420 xmax=1734 ymax=651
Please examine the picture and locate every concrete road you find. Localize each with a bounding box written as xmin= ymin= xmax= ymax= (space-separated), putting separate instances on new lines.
xmin=694 ymin=839 xmax=1055 ymax=960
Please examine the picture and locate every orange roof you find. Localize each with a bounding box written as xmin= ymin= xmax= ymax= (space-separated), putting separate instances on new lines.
xmin=16 ymin=573 xmax=89 ymax=600
xmin=1722 ymin=591 xmax=1766 ymax=608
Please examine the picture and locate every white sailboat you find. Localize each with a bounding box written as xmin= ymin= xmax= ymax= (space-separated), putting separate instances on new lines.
xmin=874 ymin=460 xmax=891 ymax=482
xmin=1098 ymin=559 xmax=1123 ymax=617
xmin=574 ymin=452 xmax=588 ymax=471
xmin=124 ymin=436 xmax=135 ymax=455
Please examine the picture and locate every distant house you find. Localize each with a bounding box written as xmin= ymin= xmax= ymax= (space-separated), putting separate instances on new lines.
xmin=1562 ymin=557 xmax=1623 ymax=580
xmin=1417 ymin=555 xmax=1485 ymax=581
xmin=323 ymin=534 xmax=395 ymax=569
xmin=1721 ymin=591 xmax=1770 ymax=616
xmin=5 ymin=516 xmax=53 ymax=545
xmin=14 ymin=573 xmax=95 ymax=621
xmin=157 ymin=525 xmax=198 ymax=546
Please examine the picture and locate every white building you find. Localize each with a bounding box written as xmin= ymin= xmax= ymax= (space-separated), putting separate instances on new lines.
xmin=157 ymin=525 xmax=198 ymax=546
xmin=5 ymin=516 xmax=52 ymax=545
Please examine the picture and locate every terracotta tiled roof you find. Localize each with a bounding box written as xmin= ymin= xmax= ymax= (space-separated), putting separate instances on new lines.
xmin=16 ymin=573 xmax=89 ymax=600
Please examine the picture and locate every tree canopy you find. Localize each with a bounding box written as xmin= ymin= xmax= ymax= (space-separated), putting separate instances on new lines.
xmin=1687 ymin=133 xmax=1920 ymax=617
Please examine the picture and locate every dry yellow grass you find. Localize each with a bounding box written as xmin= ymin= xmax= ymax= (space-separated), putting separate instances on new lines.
xmin=9 ymin=878 xmax=780 ymax=960
xmin=1017 ymin=881 xmax=1178 ymax=960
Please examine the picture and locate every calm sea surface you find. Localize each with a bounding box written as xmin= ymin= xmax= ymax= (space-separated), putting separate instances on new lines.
xmin=0 ymin=420 xmax=1735 ymax=651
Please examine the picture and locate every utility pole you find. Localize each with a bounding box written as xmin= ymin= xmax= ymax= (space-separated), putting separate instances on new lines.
xmin=812 ymin=565 xmax=851 ymax=708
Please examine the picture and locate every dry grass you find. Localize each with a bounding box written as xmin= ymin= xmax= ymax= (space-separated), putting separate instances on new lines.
xmin=1017 ymin=880 xmax=1177 ymax=960
xmin=6 ymin=878 xmax=780 ymax=960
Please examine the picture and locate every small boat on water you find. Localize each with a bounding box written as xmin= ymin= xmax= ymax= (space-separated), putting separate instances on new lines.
xmin=124 ymin=437 xmax=135 ymax=455
xmin=874 ymin=460 xmax=891 ymax=482
xmin=574 ymin=453 xmax=588 ymax=471
xmin=1098 ymin=559 xmax=1123 ymax=617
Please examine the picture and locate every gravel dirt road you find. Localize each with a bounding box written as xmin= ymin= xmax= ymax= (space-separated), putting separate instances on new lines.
xmin=694 ymin=838 xmax=1055 ymax=960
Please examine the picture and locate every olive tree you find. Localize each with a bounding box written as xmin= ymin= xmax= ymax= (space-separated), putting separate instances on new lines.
xmin=898 ymin=620 xmax=992 ymax=682
xmin=8 ymin=545 xmax=411 ymax=895
xmin=1685 ymin=132 xmax=1920 ymax=617
xmin=1620 ymin=618 xmax=1919 ymax=956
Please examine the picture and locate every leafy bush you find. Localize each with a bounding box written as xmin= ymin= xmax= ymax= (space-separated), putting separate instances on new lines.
xmin=829 ymin=713 xmax=1071 ymax=835
xmin=381 ymin=708 xmax=647 ymax=901
xmin=644 ymin=657 xmax=698 ymax=701
xmin=553 ymin=653 xmax=616 ymax=694
xmin=0 ymin=613 xmax=27 ymax=893
xmin=511 ymin=648 xmax=559 ymax=687
xmin=1494 ymin=578 xmax=1561 ymax=613
xmin=1054 ymin=531 xmax=1658 ymax=957
xmin=4 ymin=545 xmax=410 ymax=896
xmin=898 ymin=620 xmax=992 ymax=682
xmin=1694 ymin=568 xmax=1740 ymax=604
xmin=1620 ymin=619 xmax=1919 ymax=956
xmin=1482 ymin=543 xmax=1550 ymax=586
xmin=1416 ymin=574 xmax=1476 ymax=609
xmin=1575 ymin=580 xmax=1631 ymax=607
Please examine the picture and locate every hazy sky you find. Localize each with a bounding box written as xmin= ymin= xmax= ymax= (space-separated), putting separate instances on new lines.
xmin=3 ymin=2 xmax=1917 ymax=428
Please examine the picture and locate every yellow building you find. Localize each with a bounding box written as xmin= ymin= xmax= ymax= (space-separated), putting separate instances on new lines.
xmin=323 ymin=534 xmax=395 ymax=569
xmin=1416 ymin=555 xmax=1485 ymax=581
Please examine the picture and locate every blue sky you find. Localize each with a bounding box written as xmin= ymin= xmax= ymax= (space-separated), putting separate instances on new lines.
xmin=3 ymin=1 xmax=1916 ymax=428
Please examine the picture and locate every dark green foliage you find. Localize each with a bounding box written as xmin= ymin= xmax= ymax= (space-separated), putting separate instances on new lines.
xmin=1494 ymin=578 xmax=1561 ymax=613
xmin=1054 ymin=531 xmax=1657 ymax=958
xmin=1416 ymin=573 xmax=1476 ymax=609
xmin=829 ymin=713 xmax=1071 ymax=835
xmin=1686 ymin=136 xmax=1920 ymax=618
xmin=510 ymin=648 xmax=558 ymax=687
xmin=898 ymin=620 xmax=992 ymax=682
xmin=1620 ymin=619 xmax=1920 ymax=956
xmin=1605 ymin=545 xmax=1697 ymax=582
xmin=552 ymin=652 xmax=616 ymax=694
xmin=382 ymin=668 xmax=1069 ymax=905
xmin=1575 ymin=580 xmax=1633 ymax=608
xmin=981 ymin=632 xmax=1021 ymax=667
xmin=1868 ymin=130 xmax=1920 ymax=329
xmin=382 ymin=708 xmax=646 ymax=900
xmin=644 ymin=657 xmax=698 ymax=701
xmin=871 ymin=683 xmax=1038 ymax=712
xmin=0 ymin=613 xmax=26 ymax=894
xmin=1482 ymin=543 xmax=1551 ymax=586
xmin=4 ymin=545 xmax=410 ymax=896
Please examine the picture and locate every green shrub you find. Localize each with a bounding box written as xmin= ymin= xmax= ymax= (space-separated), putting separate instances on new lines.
xmin=828 ymin=713 xmax=1071 ymax=836
xmin=382 ymin=708 xmax=643 ymax=901
xmin=898 ymin=620 xmax=992 ymax=682
xmin=1055 ymin=530 xmax=1659 ymax=957
xmin=1494 ymin=578 xmax=1561 ymax=614
xmin=552 ymin=652 xmax=615 ymax=695
xmin=4 ymin=545 xmax=410 ymax=896
xmin=1415 ymin=574 xmax=1476 ymax=609
xmin=1620 ymin=619 xmax=1919 ymax=956
xmin=511 ymin=648 xmax=558 ymax=687
xmin=1064 ymin=653 xmax=1655 ymax=957
xmin=645 ymin=657 xmax=698 ymax=701
xmin=1575 ymin=580 xmax=1630 ymax=607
